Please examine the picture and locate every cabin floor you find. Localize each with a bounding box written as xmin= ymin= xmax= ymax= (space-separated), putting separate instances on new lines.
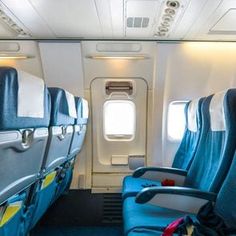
xmin=30 ymin=190 xmax=124 ymax=236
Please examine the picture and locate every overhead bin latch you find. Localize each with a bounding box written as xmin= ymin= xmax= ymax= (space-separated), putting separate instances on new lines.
xmin=105 ymin=81 xmax=133 ymax=95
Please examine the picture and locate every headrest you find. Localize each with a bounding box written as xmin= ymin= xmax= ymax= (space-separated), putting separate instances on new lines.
xmin=187 ymin=98 xmax=200 ymax=132
xmin=48 ymin=87 xmax=76 ymax=126
xmin=17 ymin=70 xmax=45 ymax=118
xmin=64 ymin=90 xmax=77 ymax=119
xmin=209 ymin=90 xmax=227 ymax=131
xmin=0 ymin=67 xmax=50 ymax=130
xmin=75 ymin=97 xmax=89 ymax=125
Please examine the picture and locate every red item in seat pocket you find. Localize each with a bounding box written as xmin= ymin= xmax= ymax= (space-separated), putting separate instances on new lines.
xmin=161 ymin=179 xmax=175 ymax=186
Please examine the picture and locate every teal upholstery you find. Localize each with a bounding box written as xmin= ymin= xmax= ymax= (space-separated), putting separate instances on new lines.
xmin=0 ymin=67 xmax=50 ymax=130
xmin=126 ymin=150 xmax=236 ymax=235
xmin=123 ymin=196 xmax=196 ymax=235
xmin=123 ymin=89 xmax=236 ymax=235
xmin=185 ymin=90 xmax=236 ymax=193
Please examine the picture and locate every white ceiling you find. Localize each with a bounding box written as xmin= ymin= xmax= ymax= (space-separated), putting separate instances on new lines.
xmin=0 ymin=0 xmax=236 ymax=41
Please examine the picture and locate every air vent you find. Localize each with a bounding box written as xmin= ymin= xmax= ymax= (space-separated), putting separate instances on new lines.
xmin=102 ymin=194 xmax=122 ymax=224
xmin=127 ymin=17 xmax=149 ymax=28
xmin=0 ymin=5 xmax=30 ymax=37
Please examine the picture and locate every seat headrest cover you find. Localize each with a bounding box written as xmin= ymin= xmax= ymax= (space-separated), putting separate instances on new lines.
xmin=65 ymin=90 xmax=77 ymax=118
xmin=82 ymin=98 xmax=89 ymax=119
xmin=187 ymin=98 xmax=200 ymax=132
xmin=17 ymin=70 xmax=45 ymax=118
xmin=75 ymin=97 xmax=89 ymax=125
xmin=209 ymin=90 xmax=227 ymax=131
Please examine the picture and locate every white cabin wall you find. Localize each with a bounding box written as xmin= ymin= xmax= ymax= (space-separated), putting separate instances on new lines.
xmin=0 ymin=41 xmax=43 ymax=77
xmin=158 ymin=42 xmax=236 ymax=166
xmin=38 ymin=42 xmax=84 ymax=96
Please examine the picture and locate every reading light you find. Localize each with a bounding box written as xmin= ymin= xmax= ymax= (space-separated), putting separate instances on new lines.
xmin=165 ymin=8 xmax=176 ymax=15
xmin=87 ymin=55 xmax=149 ymax=60
xmin=0 ymin=54 xmax=33 ymax=59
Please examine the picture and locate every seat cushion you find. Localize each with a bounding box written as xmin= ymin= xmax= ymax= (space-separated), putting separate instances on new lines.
xmin=122 ymin=176 xmax=161 ymax=198
xmin=123 ymin=197 xmax=196 ymax=236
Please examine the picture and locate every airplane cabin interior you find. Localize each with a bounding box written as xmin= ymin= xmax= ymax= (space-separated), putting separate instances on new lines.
xmin=0 ymin=0 xmax=236 ymax=236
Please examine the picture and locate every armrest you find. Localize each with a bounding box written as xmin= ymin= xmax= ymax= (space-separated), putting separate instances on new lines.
xmin=132 ymin=167 xmax=188 ymax=186
xmin=136 ymin=186 xmax=216 ymax=214
xmin=133 ymin=167 xmax=187 ymax=177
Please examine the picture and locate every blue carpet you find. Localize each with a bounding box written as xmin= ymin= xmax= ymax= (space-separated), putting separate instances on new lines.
xmin=31 ymin=226 xmax=123 ymax=236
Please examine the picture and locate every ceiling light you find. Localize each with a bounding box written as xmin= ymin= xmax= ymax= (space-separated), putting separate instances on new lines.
xmin=158 ymin=26 xmax=169 ymax=32
xmin=165 ymin=8 xmax=176 ymax=15
xmin=162 ymin=14 xmax=173 ymax=22
xmin=0 ymin=54 xmax=33 ymax=59
xmin=166 ymin=1 xmax=180 ymax=9
xmin=161 ymin=21 xmax=170 ymax=27
xmin=87 ymin=55 xmax=149 ymax=60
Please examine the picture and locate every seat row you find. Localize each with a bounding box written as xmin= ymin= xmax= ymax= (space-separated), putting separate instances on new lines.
xmin=0 ymin=67 xmax=88 ymax=236
xmin=122 ymin=89 xmax=236 ymax=235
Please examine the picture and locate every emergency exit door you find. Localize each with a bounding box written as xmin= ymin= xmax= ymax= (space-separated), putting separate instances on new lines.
xmin=91 ymin=78 xmax=147 ymax=191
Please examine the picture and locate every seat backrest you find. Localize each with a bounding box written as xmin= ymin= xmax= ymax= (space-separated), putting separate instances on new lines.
xmin=69 ymin=97 xmax=89 ymax=156
xmin=214 ymin=151 xmax=236 ymax=229
xmin=0 ymin=67 xmax=50 ymax=129
xmin=0 ymin=67 xmax=50 ymax=204
xmin=48 ymin=87 xmax=76 ymax=126
xmin=172 ymin=98 xmax=204 ymax=170
xmin=42 ymin=87 xmax=76 ymax=173
xmin=184 ymin=89 xmax=236 ymax=193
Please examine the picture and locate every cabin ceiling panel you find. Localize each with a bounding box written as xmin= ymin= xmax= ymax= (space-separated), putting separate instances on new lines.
xmin=1 ymin=0 xmax=236 ymax=40
xmin=28 ymin=0 xmax=102 ymax=38
xmin=185 ymin=0 xmax=236 ymax=41
xmin=169 ymin=0 xmax=208 ymax=39
xmin=0 ymin=0 xmax=54 ymax=37
xmin=109 ymin=0 xmax=124 ymax=37
xmin=211 ymin=9 xmax=236 ymax=33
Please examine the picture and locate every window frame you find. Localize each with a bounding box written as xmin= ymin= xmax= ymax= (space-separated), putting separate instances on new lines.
xmin=167 ymin=100 xmax=189 ymax=142
xmin=103 ymin=99 xmax=136 ymax=141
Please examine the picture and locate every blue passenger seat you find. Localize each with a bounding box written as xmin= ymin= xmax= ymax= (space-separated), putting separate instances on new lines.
xmin=0 ymin=67 xmax=50 ymax=236
xmin=54 ymin=96 xmax=89 ymax=199
xmin=122 ymin=98 xmax=204 ymax=199
xmin=29 ymin=87 xmax=76 ymax=229
xmin=69 ymin=97 xmax=89 ymax=157
xmin=123 ymin=89 xmax=236 ymax=235
xmin=127 ymin=146 xmax=236 ymax=236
